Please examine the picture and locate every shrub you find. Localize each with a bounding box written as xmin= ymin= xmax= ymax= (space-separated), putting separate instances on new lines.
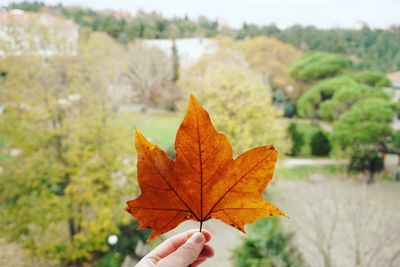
xmin=233 ymin=217 xmax=305 ymax=267
xmin=310 ymin=131 xmax=331 ymax=156
xmin=288 ymin=123 xmax=305 ymax=156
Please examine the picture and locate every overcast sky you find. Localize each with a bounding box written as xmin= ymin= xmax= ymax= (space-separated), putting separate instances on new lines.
xmin=1 ymin=0 xmax=399 ymax=29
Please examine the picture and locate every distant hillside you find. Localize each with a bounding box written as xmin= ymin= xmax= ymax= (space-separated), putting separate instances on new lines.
xmin=5 ymin=1 xmax=400 ymax=72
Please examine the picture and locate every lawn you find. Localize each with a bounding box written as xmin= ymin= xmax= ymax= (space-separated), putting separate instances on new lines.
xmin=274 ymin=164 xmax=348 ymax=181
xmin=116 ymin=111 xmax=182 ymax=151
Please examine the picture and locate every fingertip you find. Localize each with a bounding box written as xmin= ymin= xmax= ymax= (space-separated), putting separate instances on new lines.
xmin=200 ymin=229 xmax=212 ymax=242
xmin=185 ymin=229 xmax=212 ymax=243
xmin=188 ymin=232 xmax=206 ymax=245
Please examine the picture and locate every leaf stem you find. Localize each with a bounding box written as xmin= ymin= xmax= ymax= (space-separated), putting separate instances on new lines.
xmin=199 ymin=221 xmax=203 ymax=232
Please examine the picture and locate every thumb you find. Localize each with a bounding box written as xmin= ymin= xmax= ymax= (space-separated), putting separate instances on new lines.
xmin=157 ymin=232 xmax=206 ymax=267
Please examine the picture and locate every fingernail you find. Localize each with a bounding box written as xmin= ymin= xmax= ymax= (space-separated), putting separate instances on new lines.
xmin=189 ymin=232 xmax=205 ymax=244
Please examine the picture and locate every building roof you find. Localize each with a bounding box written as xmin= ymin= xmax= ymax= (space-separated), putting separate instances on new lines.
xmin=388 ymin=71 xmax=400 ymax=83
xmin=0 ymin=9 xmax=77 ymax=28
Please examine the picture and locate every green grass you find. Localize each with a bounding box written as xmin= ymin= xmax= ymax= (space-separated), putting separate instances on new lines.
xmin=274 ymin=164 xmax=347 ymax=181
xmin=116 ymin=112 xmax=182 ymax=151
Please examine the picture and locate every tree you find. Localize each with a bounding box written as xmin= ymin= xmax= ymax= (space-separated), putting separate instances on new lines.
xmin=233 ymin=217 xmax=305 ymax=267
xmin=297 ymin=76 xmax=388 ymax=120
xmin=350 ymin=70 xmax=391 ymax=87
xmin=333 ymin=98 xmax=394 ymax=149
xmin=333 ymin=98 xmax=394 ymax=182
xmin=126 ymin=42 xmax=173 ymax=107
xmin=181 ymin=55 xmax=289 ymax=154
xmin=310 ymin=131 xmax=331 ymax=156
xmin=0 ymin=33 xmax=136 ymax=266
xmin=171 ymin=39 xmax=180 ymax=82
xmin=219 ymin=36 xmax=304 ymax=99
xmin=283 ymin=182 xmax=400 ymax=267
xmin=290 ymin=52 xmax=351 ymax=82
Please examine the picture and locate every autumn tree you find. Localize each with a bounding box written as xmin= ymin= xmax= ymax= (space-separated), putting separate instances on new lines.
xmin=180 ymin=52 xmax=289 ymax=154
xmin=282 ymin=182 xmax=400 ymax=267
xmin=126 ymin=42 xmax=173 ymax=106
xmin=218 ymin=36 xmax=304 ymax=100
xmin=0 ymin=33 xmax=136 ymax=265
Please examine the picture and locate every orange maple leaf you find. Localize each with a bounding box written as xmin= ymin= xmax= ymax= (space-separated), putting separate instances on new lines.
xmin=125 ymin=95 xmax=286 ymax=240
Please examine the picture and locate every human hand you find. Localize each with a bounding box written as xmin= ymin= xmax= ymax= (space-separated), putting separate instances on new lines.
xmin=135 ymin=229 xmax=214 ymax=267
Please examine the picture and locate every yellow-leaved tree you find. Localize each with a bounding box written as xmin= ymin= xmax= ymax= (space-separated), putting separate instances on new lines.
xmin=0 ymin=32 xmax=136 ymax=266
xmin=218 ymin=36 xmax=305 ymax=100
xmin=180 ymin=49 xmax=289 ymax=155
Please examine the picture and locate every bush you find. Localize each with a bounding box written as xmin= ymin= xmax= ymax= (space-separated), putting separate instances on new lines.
xmin=288 ymin=123 xmax=305 ymax=156
xmin=233 ymin=217 xmax=305 ymax=267
xmin=310 ymin=131 xmax=331 ymax=156
xmin=283 ymin=101 xmax=296 ymax=118
xmin=272 ymin=89 xmax=296 ymax=118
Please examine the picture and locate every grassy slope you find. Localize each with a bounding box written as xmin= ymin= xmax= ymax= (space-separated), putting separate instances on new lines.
xmin=116 ymin=112 xmax=182 ymax=151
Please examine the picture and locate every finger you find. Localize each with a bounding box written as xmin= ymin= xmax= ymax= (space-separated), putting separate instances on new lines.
xmin=198 ymin=244 xmax=215 ymax=259
xmin=191 ymin=258 xmax=207 ymax=267
xmin=157 ymin=232 xmax=206 ymax=267
xmin=146 ymin=229 xmax=211 ymax=261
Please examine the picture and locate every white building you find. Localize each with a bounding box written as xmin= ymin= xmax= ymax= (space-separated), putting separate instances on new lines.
xmin=142 ymin=38 xmax=217 ymax=67
xmin=0 ymin=9 xmax=79 ymax=57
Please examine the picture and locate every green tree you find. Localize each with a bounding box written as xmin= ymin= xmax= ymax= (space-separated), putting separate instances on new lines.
xmin=0 ymin=33 xmax=135 ymax=265
xmin=297 ymin=76 xmax=388 ymax=120
xmin=233 ymin=217 xmax=305 ymax=267
xmin=350 ymin=70 xmax=391 ymax=87
xmin=333 ymin=98 xmax=394 ymax=148
xmin=333 ymin=98 xmax=394 ymax=181
xmin=290 ymin=52 xmax=351 ymax=82
xmin=310 ymin=131 xmax=331 ymax=156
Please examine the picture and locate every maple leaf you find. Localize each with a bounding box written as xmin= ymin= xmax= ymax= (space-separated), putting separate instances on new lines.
xmin=125 ymin=95 xmax=286 ymax=240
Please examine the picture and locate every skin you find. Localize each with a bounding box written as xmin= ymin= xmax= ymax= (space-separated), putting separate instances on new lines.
xmin=135 ymin=229 xmax=215 ymax=267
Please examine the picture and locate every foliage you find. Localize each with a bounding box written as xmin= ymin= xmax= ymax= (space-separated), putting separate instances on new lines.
xmin=126 ymin=42 xmax=173 ymax=106
xmin=391 ymin=131 xmax=400 ymax=150
xmin=310 ymin=131 xmax=331 ymax=156
xmin=297 ymin=76 xmax=388 ymax=120
xmin=272 ymin=89 xmax=297 ymax=117
xmin=238 ymin=24 xmax=400 ymax=72
xmin=94 ymin=221 xmax=151 ymax=267
xmin=348 ymin=149 xmax=384 ymax=174
xmin=233 ymin=217 xmax=305 ymax=267
xmin=333 ymin=98 xmax=394 ymax=150
xmin=290 ymin=52 xmax=351 ymax=82
xmin=350 ymin=70 xmax=391 ymax=87
xmin=8 ymin=3 xmax=400 ymax=72
xmin=181 ymin=56 xmax=289 ymax=154
xmin=127 ymin=96 xmax=285 ymax=239
xmin=0 ymin=33 xmax=136 ymax=265
xmin=219 ymin=36 xmax=303 ymax=98
xmin=288 ymin=123 xmax=305 ymax=156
